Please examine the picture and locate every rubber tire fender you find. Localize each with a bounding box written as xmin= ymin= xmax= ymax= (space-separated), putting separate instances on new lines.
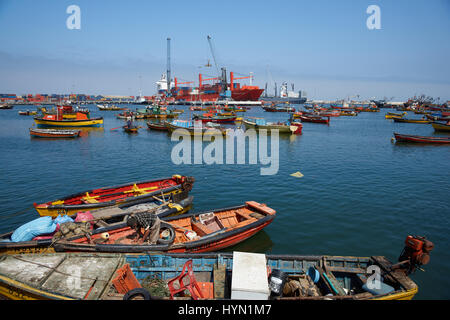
xmin=123 ymin=288 xmax=152 ymax=300
xmin=157 ymin=222 xmax=175 ymax=245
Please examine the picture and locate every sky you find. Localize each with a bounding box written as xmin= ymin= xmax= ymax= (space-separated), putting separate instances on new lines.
xmin=0 ymin=0 xmax=449 ymax=101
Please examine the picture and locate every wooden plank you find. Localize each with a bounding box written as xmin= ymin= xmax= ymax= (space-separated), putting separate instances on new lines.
xmin=41 ymin=255 xmax=123 ymax=300
xmin=371 ymin=256 xmax=417 ymax=290
xmin=0 ymin=255 xmax=66 ymax=287
xmin=213 ymin=263 xmax=226 ymax=299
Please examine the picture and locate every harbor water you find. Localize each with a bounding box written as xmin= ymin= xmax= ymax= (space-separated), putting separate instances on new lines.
xmin=0 ymin=104 xmax=449 ymax=299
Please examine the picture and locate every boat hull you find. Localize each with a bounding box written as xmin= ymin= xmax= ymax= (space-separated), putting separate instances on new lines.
xmin=243 ymin=120 xmax=295 ymax=133
xmin=0 ymin=252 xmax=419 ymax=300
xmin=34 ymin=117 xmax=104 ymax=128
xmin=394 ymin=132 xmax=450 ymax=144
xmin=33 ymin=176 xmax=194 ymax=217
xmin=431 ymin=122 xmax=450 ymax=131
xmin=29 ymin=128 xmax=80 ymax=138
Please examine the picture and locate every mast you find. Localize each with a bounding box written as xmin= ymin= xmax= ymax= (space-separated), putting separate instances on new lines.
xmin=167 ymin=37 xmax=171 ymax=95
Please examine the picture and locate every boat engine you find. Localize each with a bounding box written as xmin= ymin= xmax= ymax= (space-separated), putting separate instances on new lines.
xmin=397 ymin=235 xmax=434 ymax=274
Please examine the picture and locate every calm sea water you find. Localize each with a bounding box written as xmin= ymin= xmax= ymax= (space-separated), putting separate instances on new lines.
xmin=0 ymin=104 xmax=449 ymax=299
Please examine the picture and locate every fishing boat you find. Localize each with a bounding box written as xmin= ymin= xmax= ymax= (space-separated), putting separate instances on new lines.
xmin=0 ymin=196 xmax=194 ymax=255
xmin=0 ymin=234 xmax=433 ymax=300
xmin=393 ymin=118 xmax=430 ymax=124
xmin=29 ymin=128 xmax=81 ymax=139
xmin=34 ymin=112 xmax=103 ymax=128
xmin=385 ymin=112 xmax=406 ymax=119
xmin=242 ymin=118 xmax=300 ymax=134
xmin=339 ymin=110 xmax=358 ymax=116
xmin=166 ymin=120 xmax=229 ymax=137
xmin=0 ymin=104 xmax=13 ymax=109
xmin=33 ymin=175 xmax=195 ymax=217
xmin=137 ymin=106 xmax=179 ymax=119
xmin=147 ymin=121 xmax=168 ymax=131
xmin=393 ymin=132 xmax=450 ymax=144
xmin=192 ymin=113 xmax=237 ymax=123
xmin=298 ymin=115 xmax=330 ymax=124
xmin=51 ymin=201 xmax=276 ymax=254
xmin=431 ymin=121 xmax=450 ymax=132
xmin=123 ymin=125 xmax=139 ymax=134
xmin=425 ymin=114 xmax=450 ymax=122
xmin=18 ymin=110 xmax=37 ymax=116
xmin=97 ymin=104 xmax=127 ymax=111
xmin=262 ymin=105 xmax=296 ymax=112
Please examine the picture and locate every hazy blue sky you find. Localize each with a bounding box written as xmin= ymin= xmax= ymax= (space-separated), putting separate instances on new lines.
xmin=0 ymin=0 xmax=449 ymax=100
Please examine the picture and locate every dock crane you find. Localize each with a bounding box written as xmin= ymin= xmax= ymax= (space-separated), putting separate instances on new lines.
xmin=206 ymin=35 xmax=228 ymax=95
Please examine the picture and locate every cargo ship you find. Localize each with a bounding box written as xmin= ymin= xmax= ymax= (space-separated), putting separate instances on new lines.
xmin=260 ymin=82 xmax=307 ymax=104
xmin=156 ymin=70 xmax=264 ymax=102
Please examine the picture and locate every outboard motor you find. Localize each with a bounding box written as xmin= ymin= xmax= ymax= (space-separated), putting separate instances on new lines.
xmin=397 ymin=235 xmax=434 ymax=274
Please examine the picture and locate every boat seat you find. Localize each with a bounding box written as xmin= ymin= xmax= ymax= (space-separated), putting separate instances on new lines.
xmin=167 ymin=260 xmax=204 ymax=300
xmin=81 ymin=192 xmax=99 ymax=204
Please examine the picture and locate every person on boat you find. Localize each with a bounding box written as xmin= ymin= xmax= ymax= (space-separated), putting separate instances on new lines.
xmin=126 ymin=212 xmax=161 ymax=244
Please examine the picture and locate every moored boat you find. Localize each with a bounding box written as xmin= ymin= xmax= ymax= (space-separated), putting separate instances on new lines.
xmin=52 ymin=201 xmax=276 ymax=254
xmin=97 ymin=104 xmax=127 ymax=111
xmin=29 ymin=128 xmax=81 ymax=139
xmin=431 ymin=121 xmax=450 ymax=132
xmin=385 ymin=112 xmax=406 ymax=119
xmin=19 ymin=110 xmax=37 ymax=116
xmin=243 ymin=118 xmax=300 ymax=134
xmin=33 ymin=175 xmax=195 ymax=217
xmin=393 ymin=132 xmax=450 ymax=144
xmin=0 ymin=104 xmax=13 ymax=109
xmin=393 ymin=118 xmax=430 ymax=124
xmin=192 ymin=113 xmax=237 ymax=123
xmin=146 ymin=121 xmax=168 ymax=131
xmin=166 ymin=120 xmax=229 ymax=137
xmin=0 ymin=196 xmax=194 ymax=255
xmin=34 ymin=112 xmax=103 ymax=128
xmin=298 ymin=115 xmax=330 ymax=124
xmin=0 ymin=234 xmax=433 ymax=300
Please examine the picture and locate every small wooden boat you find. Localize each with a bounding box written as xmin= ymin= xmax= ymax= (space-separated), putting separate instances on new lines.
xmin=166 ymin=120 xmax=229 ymax=137
xmin=262 ymin=105 xmax=296 ymax=112
xmin=29 ymin=128 xmax=81 ymax=139
xmin=52 ymin=201 xmax=276 ymax=254
xmin=97 ymin=104 xmax=127 ymax=111
xmin=339 ymin=110 xmax=358 ymax=116
xmin=192 ymin=113 xmax=237 ymax=123
xmin=431 ymin=121 xmax=450 ymax=131
xmin=123 ymin=126 xmax=139 ymax=134
xmin=33 ymin=175 xmax=195 ymax=217
xmin=137 ymin=106 xmax=179 ymax=119
xmin=425 ymin=114 xmax=450 ymax=122
xmin=19 ymin=110 xmax=37 ymax=116
xmin=243 ymin=118 xmax=299 ymax=134
xmin=394 ymin=132 xmax=450 ymax=144
xmin=393 ymin=118 xmax=430 ymax=124
xmin=34 ymin=112 xmax=104 ymax=128
xmin=0 ymin=234 xmax=433 ymax=300
xmin=0 ymin=104 xmax=13 ymax=109
xmin=385 ymin=112 xmax=406 ymax=119
xmin=0 ymin=196 xmax=194 ymax=255
xmin=299 ymin=115 xmax=330 ymax=124
xmin=147 ymin=121 xmax=168 ymax=131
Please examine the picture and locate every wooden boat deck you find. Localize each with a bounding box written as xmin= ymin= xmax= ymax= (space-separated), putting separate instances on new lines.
xmin=0 ymin=253 xmax=124 ymax=300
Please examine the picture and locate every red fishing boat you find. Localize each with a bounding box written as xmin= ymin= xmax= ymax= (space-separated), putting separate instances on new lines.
xmin=394 ymin=132 xmax=450 ymax=144
xmin=52 ymin=201 xmax=276 ymax=254
xmin=29 ymin=128 xmax=81 ymax=138
xmin=299 ymin=115 xmax=330 ymax=124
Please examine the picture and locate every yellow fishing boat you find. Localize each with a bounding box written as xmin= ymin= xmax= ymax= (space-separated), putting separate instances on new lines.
xmin=33 ymin=176 xmax=195 ymax=217
xmin=385 ymin=112 xmax=406 ymax=119
xmin=34 ymin=113 xmax=104 ymax=128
